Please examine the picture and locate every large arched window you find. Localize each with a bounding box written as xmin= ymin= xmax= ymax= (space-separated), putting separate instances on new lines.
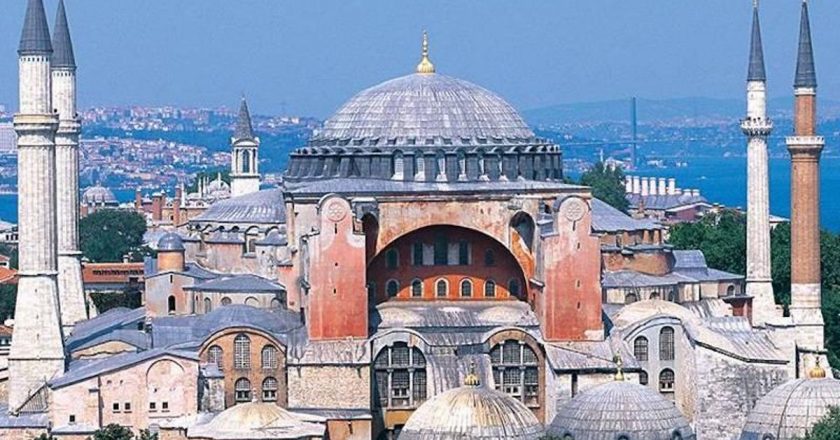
xmin=374 ymin=343 xmax=427 ymax=409
xmin=510 ymin=212 xmax=535 ymax=252
xmin=436 ymin=279 xmax=448 ymax=298
xmin=168 ymin=296 xmax=176 ymax=314
xmin=660 ymin=327 xmax=675 ymax=361
xmin=634 ymin=336 xmax=649 ymax=362
xmin=484 ymin=280 xmax=497 ymax=298
xmin=261 ymin=345 xmax=278 ymax=369
xmin=508 ymin=278 xmax=521 ymax=297
xmin=386 ymin=280 xmax=399 ymax=298
xmin=411 ymin=279 xmax=423 ymax=298
xmin=460 ymin=279 xmax=473 ymax=297
xmin=235 ymin=378 xmax=251 ymax=402
xmin=203 ymin=298 xmax=212 ymax=314
xmin=234 ymin=334 xmax=251 ymax=370
xmin=490 ymin=340 xmax=540 ymax=407
xmin=659 ymin=369 xmax=675 ymax=392
xmin=208 ymin=345 xmax=223 ymax=370
xmin=262 ymin=377 xmax=278 ymax=402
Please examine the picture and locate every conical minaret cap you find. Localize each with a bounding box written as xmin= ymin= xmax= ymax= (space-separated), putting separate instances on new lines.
xmin=794 ymin=0 xmax=817 ymax=88
xmin=747 ymin=1 xmax=766 ymax=82
xmin=234 ymin=97 xmax=255 ymax=141
xmin=52 ymin=0 xmax=76 ymax=69
xmin=19 ymin=0 xmax=53 ymax=55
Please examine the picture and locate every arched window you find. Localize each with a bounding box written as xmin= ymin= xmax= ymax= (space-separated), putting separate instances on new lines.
xmin=484 ymin=249 xmax=495 ymax=266
xmin=386 ymin=280 xmax=399 ymax=298
xmin=484 ymin=280 xmax=496 ymax=298
xmin=436 ymin=279 xmax=448 ymax=298
xmin=625 ymin=292 xmax=639 ymax=304
xmin=659 ymin=368 xmax=675 ymax=392
xmin=668 ymin=290 xmax=677 ymax=302
xmin=660 ymin=327 xmax=675 ymax=361
xmin=234 ymin=334 xmax=251 ymax=370
xmin=435 ymin=150 xmax=446 ymax=180
xmin=639 ymin=370 xmax=649 ymax=386
xmin=203 ymin=298 xmax=212 ymax=314
xmin=511 ymin=212 xmax=535 ymax=252
xmin=244 ymin=227 xmax=259 ymax=254
xmin=491 ymin=340 xmax=540 ymax=407
xmin=262 ymin=377 xmax=278 ymax=402
xmin=727 ymin=285 xmax=736 ymax=296
xmin=374 ymin=343 xmax=427 ymax=408
xmin=458 ymin=241 xmax=470 ymax=265
xmin=508 ymin=278 xmax=521 ymax=297
xmin=673 ymin=431 xmax=683 ymax=440
xmin=415 ymin=153 xmax=425 ymax=180
xmin=221 ymin=296 xmax=232 ymax=306
xmin=261 ymin=345 xmax=278 ymax=369
xmin=270 ymin=298 xmax=282 ymax=309
xmin=460 ymin=279 xmax=473 ymax=297
xmin=167 ymin=296 xmax=176 ymax=314
xmin=208 ymin=345 xmax=223 ymax=370
xmin=245 ymin=297 xmax=259 ymax=307
xmin=234 ymin=378 xmax=251 ymax=402
xmin=392 ymin=151 xmax=404 ymax=180
xmin=651 ymin=292 xmax=661 ymax=300
xmin=411 ymin=279 xmax=423 ymax=298
xmin=634 ymin=336 xmax=649 ymax=362
xmin=385 ymin=249 xmax=399 ymax=270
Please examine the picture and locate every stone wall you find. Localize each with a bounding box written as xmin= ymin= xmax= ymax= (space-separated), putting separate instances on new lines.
xmin=288 ymin=365 xmax=371 ymax=409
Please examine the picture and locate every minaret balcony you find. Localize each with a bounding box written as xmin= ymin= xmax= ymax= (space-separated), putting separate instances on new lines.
xmin=740 ymin=118 xmax=773 ymax=136
xmin=786 ymin=136 xmax=825 ymax=155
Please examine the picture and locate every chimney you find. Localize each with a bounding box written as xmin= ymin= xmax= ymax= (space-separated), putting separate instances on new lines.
xmin=647 ymin=177 xmax=657 ymax=196
xmin=152 ymin=193 xmax=163 ymax=221
xmin=625 ymin=176 xmax=633 ymax=194
xmin=668 ymin=178 xmax=677 ymax=195
xmin=632 ymin=176 xmax=641 ymax=194
xmin=134 ymin=188 xmax=142 ymax=210
xmin=658 ymin=178 xmax=667 ymax=196
xmin=641 ymin=177 xmax=649 ymax=196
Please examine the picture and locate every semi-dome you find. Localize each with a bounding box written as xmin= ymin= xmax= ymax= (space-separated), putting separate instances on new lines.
xmin=740 ymin=362 xmax=840 ymax=440
xmin=187 ymin=400 xmax=325 ymax=439
xmin=549 ymin=380 xmax=695 ymax=440
xmin=82 ymin=185 xmax=117 ymax=205
xmin=398 ymin=370 xmax=545 ymax=440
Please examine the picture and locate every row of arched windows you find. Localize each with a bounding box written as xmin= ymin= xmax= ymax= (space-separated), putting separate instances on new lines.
xmin=200 ymin=297 xmax=284 ymax=314
xmin=639 ymin=369 xmax=675 ymax=393
xmin=633 ymin=327 xmax=675 ymax=363
xmin=207 ymin=335 xmax=279 ymax=371
xmin=234 ymin=377 xmax=278 ymax=402
xmin=383 ymin=278 xmax=520 ymax=298
xmin=624 ymin=288 xmax=677 ymax=304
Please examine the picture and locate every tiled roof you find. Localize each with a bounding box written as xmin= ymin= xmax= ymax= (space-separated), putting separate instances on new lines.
xmin=51 ymin=349 xmax=198 ymax=388
xmin=186 ymin=274 xmax=285 ymax=293
xmin=372 ymin=300 xmax=540 ymax=330
xmin=742 ymin=378 xmax=840 ymax=440
xmin=590 ymin=198 xmax=659 ymax=232
xmin=626 ymin=193 xmax=709 ymax=211
xmin=285 ymin=178 xmax=580 ymax=197
xmin=193 ymin=188 xmax=286 ymax=225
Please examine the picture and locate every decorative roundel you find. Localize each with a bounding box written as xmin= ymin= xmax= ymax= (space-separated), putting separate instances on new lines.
xmin=561 ymin=198 xmax=587 ymax=222
xmin=325 ymin=199 xmax=347 ymax=222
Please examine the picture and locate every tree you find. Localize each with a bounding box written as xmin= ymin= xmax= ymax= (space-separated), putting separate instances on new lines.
xmin=578 ymin=162 xmax=629 ymax=213
xmin=79 ymin=210 xmax=147 ymax=263
xmin=0 ymin=284 xmax=16 ymax=322
xmin=797 ymin=406 xmax=840 ymax=439
xmin=668 ymin=210 xmax=747 ymax=276
xmin=90 ymin=424 xmax=135 ymax=440
xmin=90 ymin=285 xmax=142 ymax=314
xmin=33 ymin=433 xmax=56 ymax=440
xmin=137 ymin=430 xmax=158 ymax=440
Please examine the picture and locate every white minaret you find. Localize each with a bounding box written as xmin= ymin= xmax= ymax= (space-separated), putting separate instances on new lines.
xmin=230 ymin=97 xmax=260 ymax=197
xmin=741 ymin=0 xmax=776 ymax=327
xmin=52 ymin=0 xmax=87 ymax=331
xmin=9 ymin=0 xmax=66 ymax=412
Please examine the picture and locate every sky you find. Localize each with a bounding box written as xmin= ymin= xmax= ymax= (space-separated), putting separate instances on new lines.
xmin=2 ymin=1 xmax=840 ymax=118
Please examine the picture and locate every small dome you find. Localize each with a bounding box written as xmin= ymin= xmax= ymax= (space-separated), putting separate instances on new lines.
xmin=549 ymin=381 xmax=695 ymax=440
xmin=187 ymin=401 xmax=325 ymax=439
xmin=157 ymin=233 xmax=184 ymax=251
xmin=82 ymin=185 xmax=117 ymax=205
xmin=399 ymin=375 xmax=545 ymax=440
xmin=206 ymin=177 xmax=231 ymax=200
xmin=740 ymin=375 xmax=840 ymax=440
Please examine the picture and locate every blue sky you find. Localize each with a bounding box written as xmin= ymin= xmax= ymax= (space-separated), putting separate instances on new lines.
xmin=2 ymin=1 xmax=839 ymax=118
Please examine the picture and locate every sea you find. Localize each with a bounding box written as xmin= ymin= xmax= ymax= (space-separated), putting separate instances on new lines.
xmin=0 ymin=158 xmax=837 ymax=231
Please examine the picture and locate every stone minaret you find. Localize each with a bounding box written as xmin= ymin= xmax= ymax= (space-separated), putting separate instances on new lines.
xmin=741 ymin=1 xmax=776 ymax=327
xmin=787 ymin=0 xmax=825 ymax=358
xmin=52 ymin=0 xmax=87 ymax=331
xmin=9 ymin=0 xmax=66 ymax=412
xmin=230 ymin=97 xmax=260 ymax=197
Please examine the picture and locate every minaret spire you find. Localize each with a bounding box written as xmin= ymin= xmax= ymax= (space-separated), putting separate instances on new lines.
xmin=747 ymin=0 xmax=766 ymax=82
xmin=235 ymin=96 xmax=255 ymax=141
xmin=230 ymin=96 xmax=261 ymax=197
xmin=19 ymin=0 xmax=52 ymax=55
xmin=52 ymin=0 xmax=76 ymax=69
xmin=794 ymin=0 xmax=817 ymax=89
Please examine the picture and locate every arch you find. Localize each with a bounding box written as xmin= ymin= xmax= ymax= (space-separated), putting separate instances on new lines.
xmin=411 ymin=279 xmax=423 ymax=298
xmin=634 ymin=336 xmax=649 ymax=361
xmin=625 ymin=292 xmax=639 ymax=304
xmin=270 ymin=298 xmax=282 ymax=309
xmin=386 ymin=279 xmax=399 ymax=297
xmin=484 ymin=280 xmax=497 ymax=298
xmin=245 ymin=296 xmax=259 ymax=307
xmin=244 ymin=227 xmax=259 ymax=254
xmin=208 ymin=345 xmax=223 ymax=369
xmin=167 ymin=296 xmax=176 ymax=314
xmin=234 ymin=334 xmax=251 ymax=369
xmin=203 ymin=298 xmax=212 ymax=314
xmin=510 ymin=211 xmax=535 ymax=252
xmin=660 ymin=327 xmax=675 ymax=361
xmin=659 ymin=368 xmax=675 ymax=392
xmin=221 ymin=296 xmax=232 ymax=306
xmin=489 ymin=339 xmax=540 ymax=407
xmin=460 ymin=279 xmax=473 ymax=297
xmin=235 ymin=378 xmax=251 ymax=402
xmin=261 ymin=345 xmax=278 ymax=369
xmin=262 ymin=377 xmax=278 ymax=402
xmin=435 ymin=278 xmax=449 ymax=298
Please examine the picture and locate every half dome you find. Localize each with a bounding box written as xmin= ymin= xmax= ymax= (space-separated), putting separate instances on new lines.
xmin=187 ymin=401 xmax=325 ymax=439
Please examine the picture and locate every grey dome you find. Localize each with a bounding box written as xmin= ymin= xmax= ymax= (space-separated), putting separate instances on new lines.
xmin=314 ymin=73 xmax=535 ymax=145
xmin=740 ymin=377 xmax=840 ymax=440
xmin=549 ymin=381 xmax=695 ymax=440
xmin=157 ymin=233 xmax=184 ymax=252
xmin=398 ymin=381 xmax=545 ymax=440
xmin=192 ymin=188 xmax=286 ymax=226
xmin=82 ymin=185 xmax=117 ymax=205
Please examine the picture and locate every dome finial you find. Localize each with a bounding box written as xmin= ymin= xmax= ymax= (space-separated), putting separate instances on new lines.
xmin=809 ymin=356 xmax=827 ymax=379
xmin=613 ymin=353 xmax=625 ymax=381
xmin=464 ymin=361 xmax=481 ymax=387
xmin=416 ymin=30 xmax=435 ymax=74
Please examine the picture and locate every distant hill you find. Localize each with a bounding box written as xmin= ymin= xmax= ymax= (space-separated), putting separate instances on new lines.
xmin=523 ymin=97 xmax=840 ymax=126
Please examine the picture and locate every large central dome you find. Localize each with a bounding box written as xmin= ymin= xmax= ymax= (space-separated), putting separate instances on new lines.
xmin=312 ymin=73 xmax=535 ymax=144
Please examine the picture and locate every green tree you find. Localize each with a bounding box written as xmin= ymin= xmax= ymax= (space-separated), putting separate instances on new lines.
xmin=90 ymin=285 xmax=142 ymax=314
xmin=797 ymin=406 xmax=840 ymax=439
xmin=0 ymin=284 xmax=16 ymax=322
xmin=79 ymin=210 xmax=147 ymax=263
xmin=90 ymin=424 xmax=136 ymax=440
xmin=578 ymin=162 xmax=629 ymax=213
xmin=137 ymin=430 xmax=158 ymax=440
xmin=33 ymin=433 xmax=56 ymax=440
xmin=668 ymin=210 xmax=747 ymax=276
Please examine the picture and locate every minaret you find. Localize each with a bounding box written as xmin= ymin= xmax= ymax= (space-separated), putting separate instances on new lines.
xmin=52 ymin=0 xmax=87 ymax=331
xmin=230 ymin=97 xmax=260 ymax=197
xmin=787 ymin=0 xmax=825 ymax=360
xmin=9 ymin=0 xmax=66 ymax=412
xmin=741 ymin=0 xmax=776 ymax=327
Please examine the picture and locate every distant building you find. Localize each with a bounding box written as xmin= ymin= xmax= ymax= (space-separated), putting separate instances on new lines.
xmin=79 ymin=184 xmax=120 ymax=217
xmin=0 ymin=124 xmax=15 ymax=152
xmin=624 ymin=176 xmax=713 ymax=223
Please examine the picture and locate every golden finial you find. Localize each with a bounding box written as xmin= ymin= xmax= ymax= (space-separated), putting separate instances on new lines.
xmin=416 ymin=31 xmax=436 ymax=75
xmin=613 ymin=353 xmax=625 ymax=381
xmin=464 ymin=361 xmax=481 ymax=387
xmin=809 ymin=356 xmax=827 ymax=379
